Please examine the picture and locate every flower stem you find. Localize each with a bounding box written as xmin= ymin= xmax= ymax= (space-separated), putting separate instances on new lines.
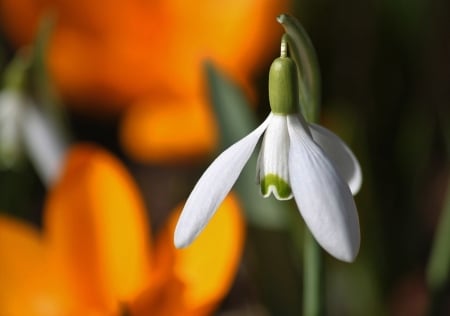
xmin=278 ymin=14 xmax=324 ymax=315
xmin=303 ymin=228 xmax=324 ymax=316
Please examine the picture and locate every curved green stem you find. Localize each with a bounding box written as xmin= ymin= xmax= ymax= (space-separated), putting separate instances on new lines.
xmin=277 ymin=13 xmax=321 ymax=122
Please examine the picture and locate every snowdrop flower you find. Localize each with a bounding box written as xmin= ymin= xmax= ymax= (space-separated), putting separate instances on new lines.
xmin=174 ymin=42 xmax=362 ymax=262
xmin=0 ymin=89 xmax=66 ymax=186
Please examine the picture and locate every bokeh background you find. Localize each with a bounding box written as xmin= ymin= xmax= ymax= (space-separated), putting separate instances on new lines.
xmin=0 ymin=0 xmax=449 ymax=315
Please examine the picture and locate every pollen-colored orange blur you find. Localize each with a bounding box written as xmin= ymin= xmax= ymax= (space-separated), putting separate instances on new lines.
xmin=0 ymin=216 xmax=70 ymax=316
xmin=0 ymin=143 xmax=245 ymax=315
xmin=0 ymin=0 xmax=289 ymax=163
xmin=131 ymin=194 xmax=245 ymax=316
xmin=0 ymin=0 xmax=288 ymax=111
xmin=120 ymin=96 xmax=218 ymax=162
xmin=44 ymin=144 xmax=153 ymax=313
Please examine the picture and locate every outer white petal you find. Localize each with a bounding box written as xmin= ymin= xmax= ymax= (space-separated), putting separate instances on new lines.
xmin=309 ymin=123 xmax=362 ymax=195
xmin=174 ymin=114 xmax=272 ymax=248
xmin=287 ymin=115 xmax=360 ymax=262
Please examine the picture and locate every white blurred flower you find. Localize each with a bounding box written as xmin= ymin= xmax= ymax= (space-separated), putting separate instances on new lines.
xmin=0 ymin=89 xmax=66 ymax=186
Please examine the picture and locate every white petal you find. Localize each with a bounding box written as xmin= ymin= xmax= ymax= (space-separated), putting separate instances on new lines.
xmin=309 ymin=124 xmax=362 ymax=195
xmin=22 ymin=103 xmax=67 ymax=187
xmin=258 ymin=115 xmax=292 ymax=200
xmin=287 ymin=115 xmax=360 ymax=262
xmin=174 ymin=114 xmax=272 ymax=248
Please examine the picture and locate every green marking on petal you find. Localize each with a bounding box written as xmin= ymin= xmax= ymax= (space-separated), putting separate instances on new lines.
xmin=261 ymin=174 xmax=292 ymax=200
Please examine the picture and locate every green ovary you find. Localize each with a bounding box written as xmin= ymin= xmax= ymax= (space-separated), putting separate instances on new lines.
xmin=261 ymin=174 xmax=292 ymax=200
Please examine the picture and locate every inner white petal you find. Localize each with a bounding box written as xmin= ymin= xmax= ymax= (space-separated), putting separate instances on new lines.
xmin=258 ymin=114 xmax=292 ymax=200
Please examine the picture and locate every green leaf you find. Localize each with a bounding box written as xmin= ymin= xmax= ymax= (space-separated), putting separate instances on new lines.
xmin=1 ymin=52 xmax=30 ymax=91
xmin=29 ymin=13 xmax=72 ymax=142
xmin=204 ymin=61 xmax=289 ymax=230
xmin=29 ymin=12 xmax=55 ymax=103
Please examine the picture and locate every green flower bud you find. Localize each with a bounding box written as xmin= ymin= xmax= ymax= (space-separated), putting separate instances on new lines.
xmin=268 ymin=56 xmax=299 ymax=115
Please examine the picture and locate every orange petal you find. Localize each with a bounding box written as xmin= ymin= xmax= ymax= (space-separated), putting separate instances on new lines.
xmin=120 ymin=96 xmax=218 ymax=163
xmin=131 ymin=192 xmax=245 ymax=316
xmin=0 ymin=215 xmax=70 ymax=316
xmin=44 ymin=143 xmax=152 ymax=313
xmin=0 ymin=0 xmax=43 ymax=46
xmin=0 ymin=0 xmax=289 ymax=113
xmin=166 ymin=0 xmax=289 ymax=85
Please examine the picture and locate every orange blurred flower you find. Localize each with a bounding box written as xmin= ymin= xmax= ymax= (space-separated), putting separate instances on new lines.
xmin=0 ymin=144 xmax=245 ymax=315
xmin=0 ymin=0 xmax=289 ymax=162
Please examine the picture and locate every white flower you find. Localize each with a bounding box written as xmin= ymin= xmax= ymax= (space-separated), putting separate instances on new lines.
xmin=0 ymin=90 xmax=66 ymax=186
xmin=174 ymin=53 xmax=362 ymax=262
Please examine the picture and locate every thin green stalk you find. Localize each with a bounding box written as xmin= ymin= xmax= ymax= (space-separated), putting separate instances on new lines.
xmin=303 ymin=229 xmax=324 ymax=316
